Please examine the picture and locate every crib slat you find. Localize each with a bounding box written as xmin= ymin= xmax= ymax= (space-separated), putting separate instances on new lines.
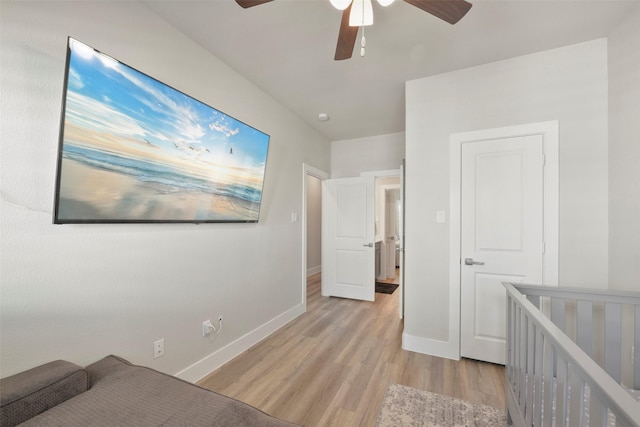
xmin=543 ymin=341 xmax=554 ymax=426
xmin=551 ymin=297 xmax=565 ymax=331
xmin=514 ymin=304 xmax=522 ymax=402
xmin=512 ymin=299 xmax=518 ymax=387
xmin=533 ymin=328 xmax=544 ymax=426
xmin=511 ymin=306 xmax=522 ymax=402
xmin=505 ymin=296 xmax=515 ymax=425
xmin=635 ymin=304 xmax=640 ymax=390
xmin=520 ymin=308 xmax=528 ymax=405
xmin=566 ymin=370 xmax=585 ymax=427
xmin=556 ymin=358 xmax=568 ymax=427
xmin=576 ymin=300 xmax=593 ymax=357
xmin=506 ymin=296 xmax=513 ymax=385
xmin=589 ymin=387 xmax=607 ymax=427
xmin=604 ymin=302 xmax=622 ymax=383
xmin=525 ymin=319 xmax=535 ymax=425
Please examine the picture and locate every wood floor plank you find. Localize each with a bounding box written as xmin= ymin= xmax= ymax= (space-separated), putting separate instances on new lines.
xmin=198 ymin=273 xmax=506 ymax=426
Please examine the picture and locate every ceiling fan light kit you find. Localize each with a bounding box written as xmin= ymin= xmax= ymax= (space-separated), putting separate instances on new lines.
xmin=349 ymin=0 xmax=374 ymax=27
xmin=329 ymin=0 xmax=352 ymax=10
xmin=235 ymin=0 xmax=472 ymax=60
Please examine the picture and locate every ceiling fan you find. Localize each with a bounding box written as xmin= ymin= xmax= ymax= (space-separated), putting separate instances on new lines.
xmin=235 ymin=0 xmax=472 ymax=60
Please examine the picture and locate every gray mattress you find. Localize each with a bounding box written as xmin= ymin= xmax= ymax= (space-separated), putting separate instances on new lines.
xmin=19 ymin=355 xmax=299 ymax=426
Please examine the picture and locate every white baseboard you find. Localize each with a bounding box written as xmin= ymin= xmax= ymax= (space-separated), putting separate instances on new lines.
xmin=175 ymin=303 xmax=306 ymax=383
xmin=306 ymin=265 xmax=321 ymax=277
xmin=402 ymin=332 xmax=460 ymax=361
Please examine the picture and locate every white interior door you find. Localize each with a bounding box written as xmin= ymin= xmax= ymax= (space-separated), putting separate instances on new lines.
xmin=460 ymin=135 xmax=544 ymax=364
xmin=322 ymin=176 xmax=375 ymax=301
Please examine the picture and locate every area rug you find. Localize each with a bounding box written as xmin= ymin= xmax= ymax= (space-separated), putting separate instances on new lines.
xmin=375 ymin=282 xmax=399 ymax=294
xmin=376 ymin=383 xmax=507 ymax=427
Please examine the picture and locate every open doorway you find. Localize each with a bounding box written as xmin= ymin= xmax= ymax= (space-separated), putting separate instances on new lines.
xmin=301 ymin=164 xmax=404 ymax=318
xmin=368 ymin=169 xmax=404 ymax=319
xmin=306 ymin=174 xmax=322 ymax=278
xmin=320 ymin=170 xmax=404 ymax=316
xmin=302 ymin=164 xmax=329 ymax=309
xmin=375 ymin=177 xmax=401 ymax=286
xmin=374 ymin=175 xmax=404 ymax=319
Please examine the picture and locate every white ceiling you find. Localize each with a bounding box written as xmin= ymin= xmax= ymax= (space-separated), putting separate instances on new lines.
xmin=144 ymin=0 xmax=639 ymax=141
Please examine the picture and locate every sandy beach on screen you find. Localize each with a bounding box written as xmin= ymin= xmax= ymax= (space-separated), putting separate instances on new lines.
xmin=57 ymin=159 xmax=259 ymax=221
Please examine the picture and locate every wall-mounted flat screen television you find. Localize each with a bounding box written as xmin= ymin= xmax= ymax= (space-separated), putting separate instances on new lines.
xmin=53 ymin=38 xmax=270 ymax=224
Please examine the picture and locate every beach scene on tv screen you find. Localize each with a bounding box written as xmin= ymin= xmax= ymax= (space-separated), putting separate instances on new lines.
xmin=56 ymin=39 xmax=269 ymax=222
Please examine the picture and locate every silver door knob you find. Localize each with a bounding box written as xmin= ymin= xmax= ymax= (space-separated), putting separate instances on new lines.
xmin=464 ymin=258 xmax=485 ymax=265
xmin=363 ymin=243 xmax=374 ymax=247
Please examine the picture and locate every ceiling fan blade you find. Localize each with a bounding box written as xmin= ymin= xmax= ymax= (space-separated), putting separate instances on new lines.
xmin=334 ymin=3 xmax=359 ymax=61
xmin=403 ymin=0 xmax=472 ymax=25
xmin=235 ymin=0 xmax=274 ymax=8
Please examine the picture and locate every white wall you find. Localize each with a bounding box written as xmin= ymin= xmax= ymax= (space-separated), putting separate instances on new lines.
xmin=404 ymin=40 xmax=609 ymax=356
xmin=331 ymin=132 xmax=405 ymax=178
xmin=608 ymin=5 xmax=640 ymax=291
xmin=0 ymin=1 xmax=330 ymax=379
xmin=306 ymin=175 xmax=322 ymax=276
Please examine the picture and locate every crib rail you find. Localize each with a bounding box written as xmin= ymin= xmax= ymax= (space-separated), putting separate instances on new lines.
xmin=515 ymin=284 xmax=640 ymax=389
xmin=504 ymin=282 xmax=640 ymax=427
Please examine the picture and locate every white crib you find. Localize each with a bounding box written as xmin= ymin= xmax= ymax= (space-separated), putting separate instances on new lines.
xmin=503 ymin=282 xmax=640 ymax=426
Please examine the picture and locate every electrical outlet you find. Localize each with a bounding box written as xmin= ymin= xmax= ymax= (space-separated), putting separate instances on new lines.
xmin=202 ymin=320 xmax=214 ymax=336
xmin=218 ymin=315 xmax=224 ymax=323
xmin=153 ymin=338 xmax=164 ymax=359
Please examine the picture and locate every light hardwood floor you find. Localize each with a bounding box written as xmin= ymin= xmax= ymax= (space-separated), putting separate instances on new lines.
xmin=198 ymin=274 xmax=506 ymax=426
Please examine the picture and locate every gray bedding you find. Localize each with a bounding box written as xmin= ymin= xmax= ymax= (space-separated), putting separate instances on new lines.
xmin=18 ymin=355 xmax=299 ymax=426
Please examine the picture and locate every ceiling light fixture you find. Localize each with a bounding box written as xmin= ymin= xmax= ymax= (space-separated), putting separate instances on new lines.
xmin=329 ymin=0 xmax=352 ymax=10
xmin=349 ymin=0 xmax=374 ymax=27
xmin=331 ymin=0 xmax=396 ymax=57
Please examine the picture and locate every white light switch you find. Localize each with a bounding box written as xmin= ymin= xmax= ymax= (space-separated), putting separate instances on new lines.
xmin=291 ymin=212 xmax=298 ymax=223
xmin=436 ymin=210 xmax=446 ymax=223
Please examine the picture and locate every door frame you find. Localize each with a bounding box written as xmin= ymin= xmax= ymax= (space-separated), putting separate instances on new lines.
xmin=449 ymin=121 xmax=559 ymax=359
xmin=302 ymin=163 xmax=329 ymax=311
